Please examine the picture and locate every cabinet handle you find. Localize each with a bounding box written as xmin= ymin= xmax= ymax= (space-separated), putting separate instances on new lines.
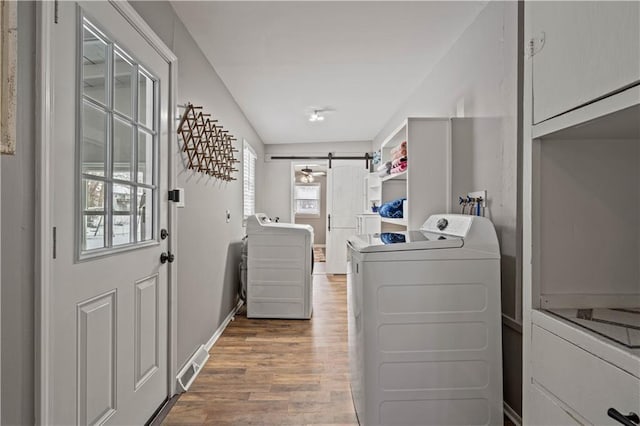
xmin=608 ymin=408 xmax=640 ymax=426
xmin=328 ymin=214 xmax=331 ymax=232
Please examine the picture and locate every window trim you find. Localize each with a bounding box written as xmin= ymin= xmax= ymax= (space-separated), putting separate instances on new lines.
xmin=243 ymin=139 xmax=257 ymax=224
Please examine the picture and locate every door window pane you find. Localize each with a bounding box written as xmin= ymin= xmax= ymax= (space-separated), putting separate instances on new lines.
xmin=83 ymin=178 xmax=106 ymax=251
xmin=138 ymin=129 xmax=153 ymax=185
xmin=113 ymin=51 xmax=133 ymax=118
xmin=113 ymin=117 xmax=133 ymax=181
xmin=137 ymin=187 xmax=153 ymax=242
xmin=138 ymin=71 xmax=155 ymax=129
xmin=113 ymin=184 xmax=133 ymax=246
xmin=83 ymin=215 xmax=105 ymax=251
xmin=82 ymin=102 xmax=106 ymax=177
xmin=83 ymin=178 xmax=105 ymax=211
xmin=82 ymin=25 xmax=108 ymax=105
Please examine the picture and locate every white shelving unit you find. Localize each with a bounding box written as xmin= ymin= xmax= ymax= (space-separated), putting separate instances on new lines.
xmin=378 ymin=117 xmax=451 ymax=231
xmin=363 ymin=173 xmax=381 ymax=212
xmin=523 ymin=3 xmax=640 ymax=424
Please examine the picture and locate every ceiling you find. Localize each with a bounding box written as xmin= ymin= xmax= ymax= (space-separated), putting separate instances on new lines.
xmin=171 ymin=1 xmax=487 ymax=144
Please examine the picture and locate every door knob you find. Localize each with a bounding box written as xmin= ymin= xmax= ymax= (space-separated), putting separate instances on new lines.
xmin=160 ymin=252 xmax=175 ymax=264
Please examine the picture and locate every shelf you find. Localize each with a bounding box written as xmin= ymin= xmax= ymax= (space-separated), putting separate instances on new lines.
xmin=532 ymin=85 xmax=640 ymax=139
xmin=380 ymin=170 xmax=407 ymax=182
xmin=380 ymin=217 xmax=407 ymax=226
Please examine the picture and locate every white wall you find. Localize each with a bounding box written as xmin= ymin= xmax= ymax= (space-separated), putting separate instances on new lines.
xmin=373 ymin=1 xmax=522 ymax=415
xmin=263 ymin=141 xmax=371 ymax=223
xmin=130 ymin=1 xmax=266 ymax=373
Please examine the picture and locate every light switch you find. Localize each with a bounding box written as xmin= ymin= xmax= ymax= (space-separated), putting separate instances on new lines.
xmin=176 ymin=187 xmax=185 ymax=208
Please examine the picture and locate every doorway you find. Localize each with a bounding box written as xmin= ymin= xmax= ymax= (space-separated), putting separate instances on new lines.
xmin=291 ymin=163 xmax=328 ymax=264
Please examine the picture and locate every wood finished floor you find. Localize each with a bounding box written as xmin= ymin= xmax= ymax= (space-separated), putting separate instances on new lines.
xmin=162 ymin=267 xmax=357 ymax=425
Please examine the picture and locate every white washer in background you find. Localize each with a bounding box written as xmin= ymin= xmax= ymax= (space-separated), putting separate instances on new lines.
xmin=347 ymin=214 xmax=503 ymax=426
xmin=246 ymin=213 xmax=314 ymax=319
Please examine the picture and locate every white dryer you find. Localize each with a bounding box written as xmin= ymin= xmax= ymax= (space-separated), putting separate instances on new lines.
xmin=347 ymin=214 xmax=503 ymax=426
xmin=246 ymin=214 xmax=314 ymax=319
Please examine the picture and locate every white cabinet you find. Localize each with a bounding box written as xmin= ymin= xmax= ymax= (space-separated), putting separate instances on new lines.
xmin=529 ymin=1 xmax=640 ymax=123
xmin=531 ymin=322 xmax=640 ymax=426
xmin=523 ymin=4 xmax=640 ymax=424
xmin=355 ymin=214 xmax=381 ymax=235
xmin=378 ymin=118 xmax=451 ymax=231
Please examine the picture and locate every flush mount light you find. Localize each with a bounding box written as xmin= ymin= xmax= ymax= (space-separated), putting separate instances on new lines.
xmin=309 ymin=110 xmax=325 ymax=122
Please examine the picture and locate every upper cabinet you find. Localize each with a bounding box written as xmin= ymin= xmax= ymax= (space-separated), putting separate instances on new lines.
xmin=530 ymin=1 xmax=640 ymax=124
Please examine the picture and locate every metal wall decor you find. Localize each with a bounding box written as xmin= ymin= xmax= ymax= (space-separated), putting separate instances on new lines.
xmin=177 ymin=103 xmax=239 ymax=181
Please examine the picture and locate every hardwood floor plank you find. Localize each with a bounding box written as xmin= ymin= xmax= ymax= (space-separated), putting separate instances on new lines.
xmin=162 ymin=270 xmax=356 ymax=425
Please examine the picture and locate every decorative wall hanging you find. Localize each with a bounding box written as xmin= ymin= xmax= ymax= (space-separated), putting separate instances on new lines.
xmin=177 ymin=102 xmax=239 ymax=181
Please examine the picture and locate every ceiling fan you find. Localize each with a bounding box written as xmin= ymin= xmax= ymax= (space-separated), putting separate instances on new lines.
xmin=300 ymin=166 xmax=326 ymax=177
xmin=306 ymin=107 xmax=335 ymax=122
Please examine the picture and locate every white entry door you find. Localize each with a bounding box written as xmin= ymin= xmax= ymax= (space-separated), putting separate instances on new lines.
xmin=49 ymin=2 xmax=172 ymax=424
xmin=326 ymin=162 xmax=366 ymax=273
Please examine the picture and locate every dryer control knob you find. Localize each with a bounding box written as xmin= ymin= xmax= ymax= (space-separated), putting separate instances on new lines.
xmin=436 ymin=218 xmax=449 ymax=231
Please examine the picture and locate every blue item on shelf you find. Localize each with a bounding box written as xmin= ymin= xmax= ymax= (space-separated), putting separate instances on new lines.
xmin=378 ymin=197 xmax=406 ymax=218
xmin=380 ymin=232 xmax=406 ymax=244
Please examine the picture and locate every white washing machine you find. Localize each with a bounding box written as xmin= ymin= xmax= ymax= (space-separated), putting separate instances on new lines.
xmin=347 ymin=214 xmax=503 ymax=426
xmin=246 ymin=214 xmax=314 ymax=319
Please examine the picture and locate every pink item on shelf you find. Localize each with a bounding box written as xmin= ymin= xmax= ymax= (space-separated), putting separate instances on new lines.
xmin=391 ymin=148 xmax=407 ymax=160
xmin=391 ymin=157 xmax=407 ymax=168
xmin=390 ymin=141 xmax=407 ymax=157
xmin=390 ymin=162 xmax=407 ymax=174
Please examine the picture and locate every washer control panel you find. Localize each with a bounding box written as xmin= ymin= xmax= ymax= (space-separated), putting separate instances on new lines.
xmin=422 ymin=214 xmax=473 ymax=237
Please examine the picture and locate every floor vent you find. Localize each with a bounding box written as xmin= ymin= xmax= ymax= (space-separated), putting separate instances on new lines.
xmin=176 ymin=344 xmax=210 ymax=392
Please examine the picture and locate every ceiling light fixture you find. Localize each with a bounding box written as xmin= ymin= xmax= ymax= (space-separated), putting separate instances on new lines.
xmin=309 ymin=110 xmax=325 ymax=122
xmin=300 ymin=174 xmax=314 ymax=183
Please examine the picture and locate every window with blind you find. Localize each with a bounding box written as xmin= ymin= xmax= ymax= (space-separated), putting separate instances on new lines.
xmin=294 ymin=184 xmax=321 ymax=216
xmin=243 ymin=140 xmax=256 ymax=220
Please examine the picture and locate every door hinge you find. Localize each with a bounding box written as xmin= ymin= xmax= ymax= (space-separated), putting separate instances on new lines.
xmin=52 ymin=226 xmax=57 ymax=259
xmin=168 ymin=189 xmax=180 ymax=203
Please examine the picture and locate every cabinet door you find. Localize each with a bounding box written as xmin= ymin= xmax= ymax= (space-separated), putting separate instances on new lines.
xmin=531 ymin=1 xmax=640 ymax=123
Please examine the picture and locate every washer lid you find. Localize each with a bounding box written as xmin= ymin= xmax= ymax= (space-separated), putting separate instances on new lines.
xmin=348 ymin=231 xmax=463 ymax=253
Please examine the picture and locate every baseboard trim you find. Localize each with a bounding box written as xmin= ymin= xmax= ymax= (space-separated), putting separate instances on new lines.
xmin=175 ymin=299 xmax=244 ymax=392
xmin=205 ymin=298 xmax=244 ymax=351
xmin=504 ymin=402 xmax=522 ymax=426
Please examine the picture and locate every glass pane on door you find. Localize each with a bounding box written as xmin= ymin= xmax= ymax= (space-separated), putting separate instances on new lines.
xmin=82 ymin=102 xmax=106 ymax=177
xmin=82 ymin=24 xmax=108 ymax=105
xmin=113 ymin=117 xmax=133 ymax=181
xmin=114 ymin=50 xmax=134 ymax=118
xmin=137 ymin=129 xmax=154 ymax=185
xmin=138 ymin=71 xmax=155 ymax=129
xmin=137 ymin=187 xmax=153 ymax=242
xmin=113 ymin=184 xmax=133 ymax=246
xmin=82 ymin=178 xmax=106 ymax=250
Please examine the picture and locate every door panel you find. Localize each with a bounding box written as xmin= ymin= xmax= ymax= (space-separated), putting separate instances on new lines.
xmin=51 ymin=2 xmax=170 ymax=424
xmin=326 ymin=162 xmax=365 ymax=273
